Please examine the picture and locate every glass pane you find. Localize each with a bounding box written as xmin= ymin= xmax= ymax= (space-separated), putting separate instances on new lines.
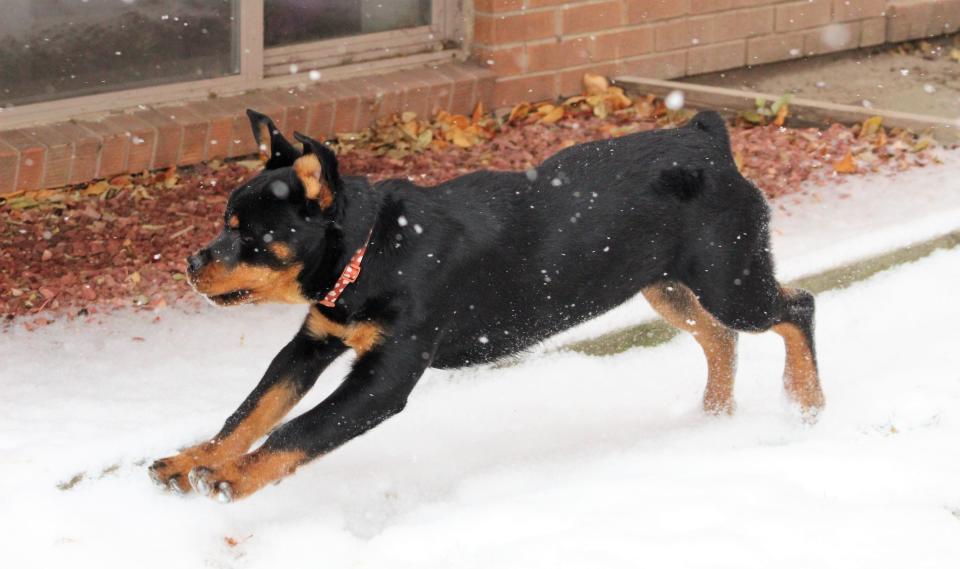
xmin=0 ymin=0 xmax=240 ymax=107
xmin=265 ymin=0 xmax=432 ymax=48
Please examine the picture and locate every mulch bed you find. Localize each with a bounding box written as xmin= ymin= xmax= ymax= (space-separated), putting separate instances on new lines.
xmin=0 ymin=87 xmax=940 ymax=329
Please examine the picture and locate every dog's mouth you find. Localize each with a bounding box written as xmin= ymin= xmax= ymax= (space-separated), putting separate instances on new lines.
xmin=206 ymin=289 xmax=254 ymax=306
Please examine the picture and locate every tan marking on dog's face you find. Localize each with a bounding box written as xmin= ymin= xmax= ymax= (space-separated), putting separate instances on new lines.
xmin=269 ymin=242 xmax=295 ymax=263
xmin=228 ymin=215 xmax=240 ymax=229
xmin=293 ymin=153 xmax=333 ymax=209
xmin=191 ymin=261 xmax=307 ymax=305
xmin=305 ymin=307 xmax=384 ymax=355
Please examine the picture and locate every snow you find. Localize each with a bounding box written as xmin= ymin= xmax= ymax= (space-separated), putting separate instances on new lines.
xmin=3 ymin=163 xmax=960 ymax=567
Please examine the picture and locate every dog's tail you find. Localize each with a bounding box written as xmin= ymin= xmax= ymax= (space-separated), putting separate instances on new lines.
xmin=685 ymin=110 xmax=730 ymax=147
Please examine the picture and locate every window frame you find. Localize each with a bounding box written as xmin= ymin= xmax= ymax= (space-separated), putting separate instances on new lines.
xmin=0 ymin=0 xmax=463 ymax=129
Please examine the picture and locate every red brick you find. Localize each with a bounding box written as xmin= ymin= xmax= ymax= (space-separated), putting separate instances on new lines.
xmin=474 ymin=0 xmax=524 ymax=12
xmin=28 ymin=126 xmax=73 ymax=188
xmin=617 ymin=50 xmax=688 ymax=79
xmin=526 ymin=0 xmax=570 ymax=8
xmin=475 ymin=72 xmax=497 ymax=111
xmin=690 ymin=0 xmax=777 ymax=14
xmin=747 ymin=31 xmax=805 ymax=64
xmin=475 ymin=46 xmax=526 ymax=75
xmin=187 ymin=100 xmax=235 ymax=160
xmin=363 ymin=72 xmax=407 ymax=118
xmin=422 ymin=68 xmax=457 ymax=116
xmin=163 ymin=106 xmax=208 ymax=165
xmin=298 ymin=88 xmax=337 ymax=140
xmin=326 ymin=83 xmax=361 ymax=133
xmin=436 ymin=66 xmax=481 ymax=116
xmin=340 ymin=76 xmax=383 ymax=130
xmin=832 ymin=0 xmax=886 ymax=22
xmin=134 ymin=109 xmax=183 ymax=169
xmin=493 ymin=73 xmax=557 ymax=107
xmin=271 ymin=90 xmax=311 ymax=137
xmin=687 ymin=39 xmax=746 ymax=75
xmin=77 ymin=119 xmax=128 ymax=179
xmin=0 ymin=130 xmax=45 ymax=192
xmin=0 ymin=140 xmax=20 ymax=195
xmin=626 ymin=0 xmax=689 ymax=24
xmin=932 ymin=0 xmax=960 ymax=35
xmin=594 ymin=27 xmax=656 ymax=60
xmin=698 ymin=7 xmax=775 ymax=43
xmin=526 ymin=37 xmax=594 ymax=72
xmin=776 ymin=0 xmax=832 ymax=31
xmin=860 ymin=16 xmax=887 ymax=46
xmin=804 ymin=21 xmax=861 ymax=55
xmin=57 ymin=122 xmax=100 ymax=185
xmin=104 ymin=114 xmax=157 ymax=173
xmin=655 ymin=19 xmax=697 ymax=50
xmin=237 ymin=93 xmax=287 ymax=130
xmin=561 ymin=1 xmax=624 ymax=34
xmin=475 ymin=11 xmax=556 ymax=45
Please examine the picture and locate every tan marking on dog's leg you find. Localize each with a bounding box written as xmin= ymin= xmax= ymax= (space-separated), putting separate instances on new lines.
xmin=151 ymin=383 xmax=298 ymax=493
xmin=305 ymin=307 xmax=384 ymax=355
xmin=197 ymin=448 xmax=308 ymax=501
xmin=772 ymin=322 xmax=825 ymax=413
xmin=642 ymin=283 xmax=738 ymax=415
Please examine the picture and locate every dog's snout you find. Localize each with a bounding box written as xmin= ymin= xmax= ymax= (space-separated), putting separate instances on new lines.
xmin=186 ymin=253 xmax=206 ymax=275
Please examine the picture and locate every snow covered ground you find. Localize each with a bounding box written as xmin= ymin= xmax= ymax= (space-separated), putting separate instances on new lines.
xmin=2 ymin=161 xmax=960 ymax=568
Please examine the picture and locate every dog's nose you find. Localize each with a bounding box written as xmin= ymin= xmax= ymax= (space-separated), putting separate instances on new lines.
xmin=186 ymin=254 xmax=205 ymax=275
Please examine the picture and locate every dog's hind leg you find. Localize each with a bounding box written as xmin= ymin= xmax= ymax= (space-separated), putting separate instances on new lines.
xmin=770 ymin=287 xmax=824 ymax=414
xmin=682 ymin=242 xmax=825 ymax=417
xmin=642 ymin=282 xmax=738 ymax=415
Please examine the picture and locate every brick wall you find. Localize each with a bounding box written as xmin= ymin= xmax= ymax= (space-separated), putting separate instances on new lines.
xmin=473 ymin=0 xmax=960 ymax=106
xmin=0 ymin=63 xmax=494 ymax=195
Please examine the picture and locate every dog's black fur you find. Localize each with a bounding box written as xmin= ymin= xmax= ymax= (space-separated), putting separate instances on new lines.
xmin=149 ymin=109 xmax=823 ymax=501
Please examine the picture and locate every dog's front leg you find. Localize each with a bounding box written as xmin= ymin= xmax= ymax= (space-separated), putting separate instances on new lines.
xmin=187 ymin=332 xmax=436 ymax=502
xmin=149 ymin=333 xmax=347 ymax=493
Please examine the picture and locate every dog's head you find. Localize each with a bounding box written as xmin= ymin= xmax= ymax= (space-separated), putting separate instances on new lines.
xmin=187 ymin=110 xmax=342 ymax=306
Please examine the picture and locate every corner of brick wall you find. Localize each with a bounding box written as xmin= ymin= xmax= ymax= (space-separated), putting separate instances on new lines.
xmin=0 ymin=62 xmax=495 ymax=195
xmin=473 ymin=0 xmax=959 ymax=107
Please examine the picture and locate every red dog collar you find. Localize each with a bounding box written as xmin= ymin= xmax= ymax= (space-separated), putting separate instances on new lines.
xmin=318 ymin=232 xmax=372 ymax=307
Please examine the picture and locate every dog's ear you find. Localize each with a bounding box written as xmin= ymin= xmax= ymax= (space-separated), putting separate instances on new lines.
xmin=292 ymin=132 xmax=341 ymax=210
xmin=247 ymin=109 xmax=299 ymax=169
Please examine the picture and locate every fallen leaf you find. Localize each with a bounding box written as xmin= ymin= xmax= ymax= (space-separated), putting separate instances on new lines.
xmin=833 ymin=151 xmax=857 ymax=174
xmin=859 ymin=115 xmax=883 ymax=138
xmin=539 ymin=106 xmax=565 ymax=124
xmin=582 ymin=73 xmax=609 ymax=96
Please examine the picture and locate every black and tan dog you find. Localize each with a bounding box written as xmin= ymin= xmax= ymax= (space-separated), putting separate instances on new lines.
xmin=149 ymin=109 xmax=824 ymax=502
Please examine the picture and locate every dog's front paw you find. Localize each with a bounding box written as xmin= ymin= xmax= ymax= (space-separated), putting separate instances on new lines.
xmin=187 ymin=449 xmax=306 ymax=503
xmin=149 ymin=442 xmax=220 ymax=495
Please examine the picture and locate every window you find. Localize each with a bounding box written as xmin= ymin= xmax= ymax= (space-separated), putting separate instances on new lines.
xmin=265 ymin=0 xmax=432 ymax=46
xmin=262 ymin=0 xmax=449 ymax=78
xmin=0 ymin=0 xmax=460 ymax=125
xmin=0 ymin=0 xmax=241 ymax=108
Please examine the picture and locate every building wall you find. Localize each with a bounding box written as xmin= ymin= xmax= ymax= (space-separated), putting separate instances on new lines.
xmin=472 ymin=0 xmax=960 ymax=107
